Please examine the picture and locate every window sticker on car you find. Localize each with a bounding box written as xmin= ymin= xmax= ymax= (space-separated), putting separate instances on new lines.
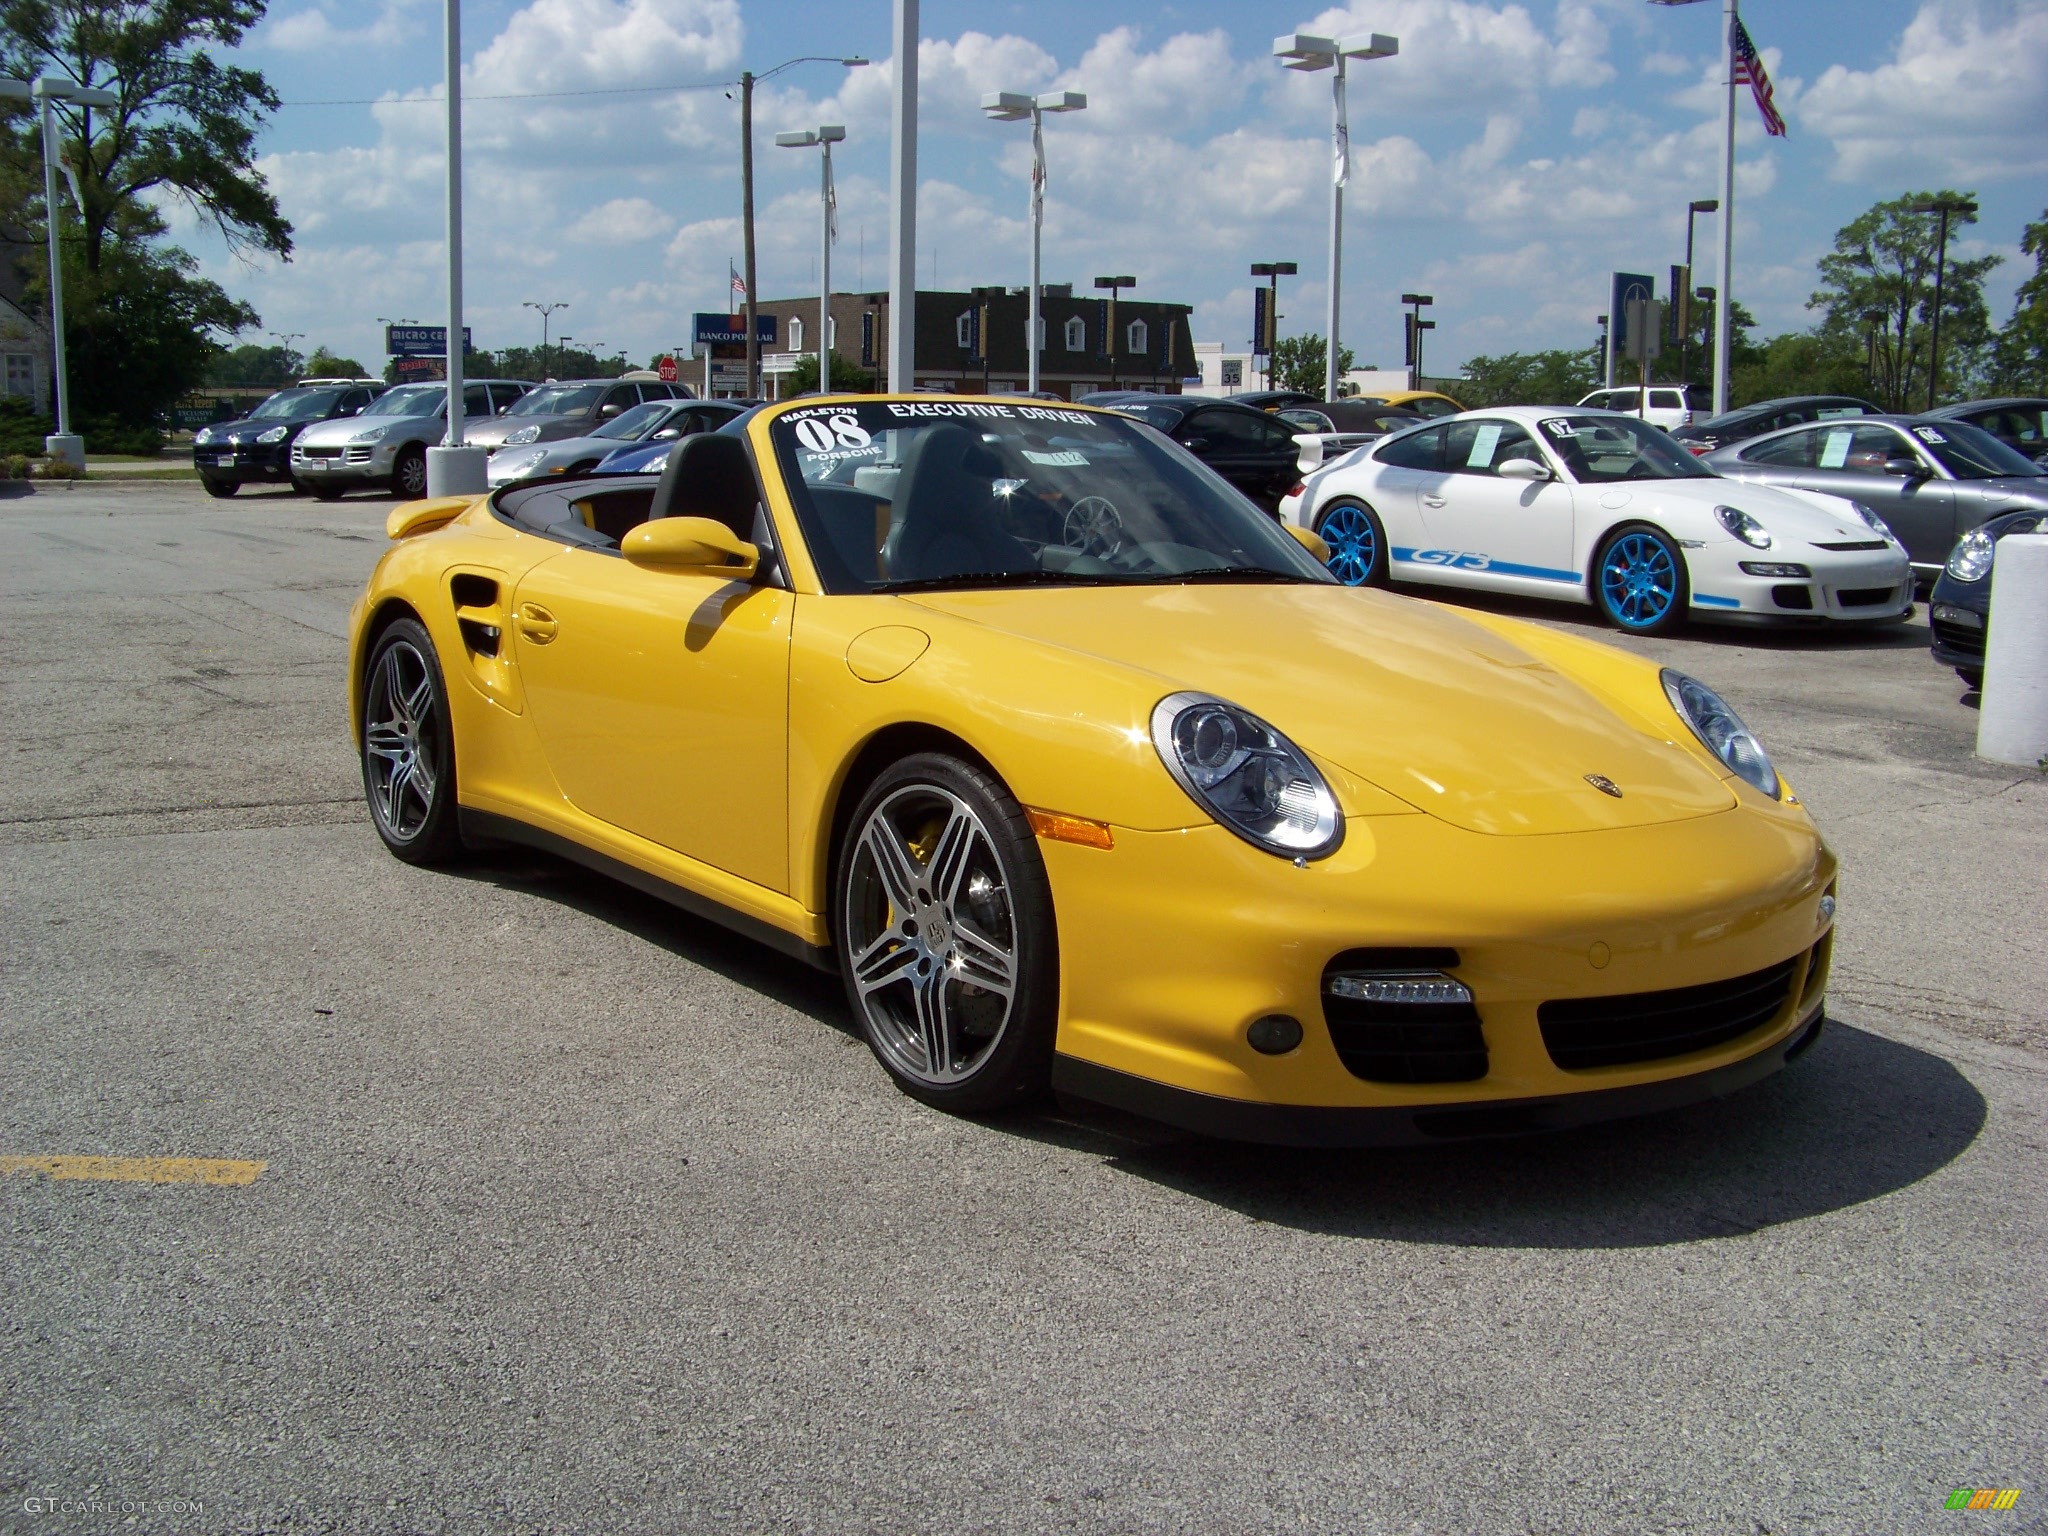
xmin=1541 ymin=419 xmax=1575 ymax=438
xmin=1912 ymin=426 xmax=1947 ymax=444
xmin=1468 ymin=424 xmax=1502 ymax=466
xmin=1818 ymin=431 xmax=1852 ymax=469
xmin=1023 ymin=449 xmax=1088 ymax=467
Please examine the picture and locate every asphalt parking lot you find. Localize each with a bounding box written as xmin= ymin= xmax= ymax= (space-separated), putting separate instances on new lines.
xmin=3 ymin=479 xmax=2043 ymax=1535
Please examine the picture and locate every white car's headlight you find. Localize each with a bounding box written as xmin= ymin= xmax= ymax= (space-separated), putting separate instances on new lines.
xmin=1850 ymin=500 xmax=1896 ymax=542
xmin=1946 ymin=527 xmax=1995 ymax=582
xmin=1663 ymin=669 xmax=1779 ymax=800
xmin=504 ymin=425 xmax=542 ymax=445
xmin=256 ymin=425 xmax=290 ymax=443
xmin=1151 ymin=692 xmax=1343 ymax=859
xmin=348 ymin=426 xmax=387 ymax=443
xmin=1715 ymin=505 xmax=1772 ymax=549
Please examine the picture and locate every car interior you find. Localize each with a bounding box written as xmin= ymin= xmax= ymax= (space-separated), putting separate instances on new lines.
xmin=496 ymin=435 xmax=774 ymax=559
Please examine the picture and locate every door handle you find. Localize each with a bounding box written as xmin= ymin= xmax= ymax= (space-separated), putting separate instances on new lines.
xmin=516 ymin=603 xmax=558 ymax=643
xmin=1423 ymin=495 xmax=1446 ymax=507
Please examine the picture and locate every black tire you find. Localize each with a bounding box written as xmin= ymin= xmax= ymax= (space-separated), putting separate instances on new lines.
xmin=359 ymin=617 xmax=462 ymax=865
xmin=1313 ymin=498 xmax=1390 ymax=587
xmin=834 ymin=752 xmax=1058 ymax=1115
xmin=199 ymin=475 xmax=238 ymax=499
xmin=310 ymin=481 xmax=347 ymax=501
xmin=288 ymin=476 xmax=315 ymax=496
xmin=392 ymin=445 xmax=428 ymax=499
xmin=1592 ymin=523 xmax=1691 ymax=636
xmin=1958 ymin=668 xmax=1983 ymax=690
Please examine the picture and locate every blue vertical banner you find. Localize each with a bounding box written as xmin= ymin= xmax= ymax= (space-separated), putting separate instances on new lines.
xmin=1252 ymin=287 xmax=1270 ymax=357
xmin=1607 ymin=271 xmax=1654 ymax=385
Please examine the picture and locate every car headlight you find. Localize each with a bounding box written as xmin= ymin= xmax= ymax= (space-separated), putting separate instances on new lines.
xmin=1946 ymin=527 xmax=1995 ymax=583
xmin=1849 ymin=500 xmax=1896 ymax=542
xmin=504 ymin=425 xmax=542 ymax=445
xmin=498 ymin=450 xmax=547 ymax=476
xmin=348 ymin=426 xmax=387 ymax=443
xmin=193 ymin=427 xmax=215 ymax=444
xmin=1662 ymin=669 xmax=1779 ymax=800
xmin=256 ymin=425 xmax=290 ymax=443
xmin=1715 ymin=505 xmax=1772 ymax=549
xmin=1150 ymin=692 xmax=1343 ymax=859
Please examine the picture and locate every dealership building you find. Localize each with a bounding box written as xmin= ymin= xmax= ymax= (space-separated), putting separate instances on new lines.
xmin=701 ymin=287 xmax=1196 ymax=400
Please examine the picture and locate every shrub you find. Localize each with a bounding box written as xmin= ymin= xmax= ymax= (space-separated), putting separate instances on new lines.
xmin=0 ymin=396 xmax=54 ymax=455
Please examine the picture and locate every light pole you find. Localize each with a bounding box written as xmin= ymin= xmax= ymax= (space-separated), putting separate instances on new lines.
xmin=523 ymin=301 xmax=567 ymax=379
xmin=1400 ymin=293 xmax=1433 ymax=390
xmin=270 ymin=332 xmax=306 ymax=382
xmin=1679 ymin=197 xmax=1717 ymax=391
xmin=1274 ymin=30 xmax=1399 ymax=402
xmin=737 ymin=56 xmax=866 ymax=398
xmin=424 ymin=0 xmax=487 ymax=496
xmin=983 ymin=90 xmax=1087 ymax=395
xmin=1094 ymin=275 xmax=1134 ymax=390
xmin=1650 ymin=0 xmax=1738 ymax=417
xmin=1909 ymin=195 xmax=1978 ymax=410
xmin=1693 ymin=287 xmax=1716 ymax=399
xmin=1250 ymin=261 xmax=1297 ymax=389
xmin=775 ymin=124 xmax=846 ymax=395
xmin=0 ymin=75 xmax=119 ymax=467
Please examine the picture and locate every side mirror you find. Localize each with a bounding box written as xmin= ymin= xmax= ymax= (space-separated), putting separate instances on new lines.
xmin=1884 ymin=456 xmax=1930 ymax=479
xmin=599 ymin=402 xmax=625 ymax=418
xmin=1282 ymin=523 xmax=1331 ymax=564
xmin=1497 ymin=457 xmax=1552 ymax=481
xmin=651 ymin=427 xmax=681 ymax=440
xmin=622 ymin=516 xmax=760 ymax=580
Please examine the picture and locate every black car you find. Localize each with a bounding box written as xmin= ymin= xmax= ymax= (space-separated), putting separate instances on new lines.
xmin=190 ymin=383 xmax=383 ymax=497
xmin=1670 ymin=393 xmax=1883 ymax=454
xmin=1225 ymin=389 xmax=1324 ymax=413
xmin=1921 ymin=398 xmax=2048 ymax=466
xmin=1097 ymin=396 xmax=1304 ymax=511
xmin=1275 ymin=399 xmax=1425 ymax=436
xmin=1928 ymin=508 xmax=2048 ymax=688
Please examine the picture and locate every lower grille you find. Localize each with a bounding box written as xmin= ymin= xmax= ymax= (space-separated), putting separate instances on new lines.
xmin=1812 ymin=539 xmax=1889 ymax=552
xmin=1931 ymin=617 xmax=1986 ymax=660
xmin=298 ymin=445 xmax=342 ymax=460
xmin=1538 ymin=957 xmax=1799 ymax=1071
xmin=1772 ymin=584 xmax=1813 ymax=610
xmin=345 ymin=445 xmax=374 ymax=464
xmin=1836 ymin=585 xmax=1898 ymax=607
xmin=1322 ymin=948 xmax=1486 ymax=1084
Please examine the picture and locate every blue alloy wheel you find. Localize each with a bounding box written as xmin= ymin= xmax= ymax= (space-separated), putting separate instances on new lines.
xmin=1598 ymin=528 xmax=1683 ymax=632
xmin=1316 ymin=502 xmax=1384 ymax=587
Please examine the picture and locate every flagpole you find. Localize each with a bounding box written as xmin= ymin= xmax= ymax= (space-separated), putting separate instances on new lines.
xmin=1324 ymin=57 xmax=1346 ymax=402
xmin=1028 ymin=105 xmax=1043 ymax=394
xmin=1712 ymin=0 xmax=1737 ymax=418
xmin=820 ymin=137 xmax=833 ymax=392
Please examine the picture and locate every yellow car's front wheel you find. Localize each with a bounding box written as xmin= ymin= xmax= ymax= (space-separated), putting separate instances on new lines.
xmin=835 ymin=754 xmax=1058 ymax=1114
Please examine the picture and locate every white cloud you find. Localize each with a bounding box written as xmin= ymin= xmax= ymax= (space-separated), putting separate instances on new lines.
xmin=258 ymin=0 xmax=419 ymax=52
xmin=1801 ymin=0 xmax=2048 ymax=181
xmin=567 ymin=197 xmax=674 ymax=242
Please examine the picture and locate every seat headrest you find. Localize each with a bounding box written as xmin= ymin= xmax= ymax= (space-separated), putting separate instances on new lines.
xmin=649 ymin=433 xmax=759 ymax=540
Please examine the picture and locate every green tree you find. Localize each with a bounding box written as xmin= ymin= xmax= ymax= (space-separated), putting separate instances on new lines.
xmin=1268 ymin=334 xmax=1354 ymax=396
xmin=209 ymin=341 xmax=299 ymax=385
xmin=1991 ymin=206 xmax=2048 ymax=394
xmin=1730 ymin=331 xmax=1870 ymax=409
xmin=1457 ymin=349 xmax=1600 ymax=408
xmin=785 ymin=350 xmax=871 ymax=393
xmin=1809 ymin=190 xmax=2000 ymax=410
xmin=304 ymin=346 xmax=366 ymax=378
xmin=0 ymin=0 xmax=291 ymax=272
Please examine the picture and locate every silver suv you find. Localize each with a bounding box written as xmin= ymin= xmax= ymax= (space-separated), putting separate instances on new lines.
xmin=464 ymin=377 xmax=696 ymax=454
xmin=291 ymin=379 xmax=532 ymax=498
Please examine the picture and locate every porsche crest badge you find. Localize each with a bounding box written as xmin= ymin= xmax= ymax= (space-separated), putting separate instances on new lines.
xmin=1584 ymin=774 xmax=1624 ymax=798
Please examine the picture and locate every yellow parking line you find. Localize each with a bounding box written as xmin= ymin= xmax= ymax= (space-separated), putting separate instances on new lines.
xmin=0 ymin=1155 xmax=266 ymax=1186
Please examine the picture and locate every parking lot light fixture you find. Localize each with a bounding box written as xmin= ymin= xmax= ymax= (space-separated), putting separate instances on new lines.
xmin=1094 ymin=275 xmax=1135 ymax=388
xmin=1399 ymin=293 xmax=1433 ymax=389
xmin=1272 ymin=30 xmax=1398 ymax=401
xmin=983 ymin=89 xmax=1087 ymax=394
xmin=523 ymin=301 xmax=568 ymax=380
xmin=1679 ymin=199 xmax=1717 ymax=391
xmin=1908 ymin=195 xmax=1978 ymax=410
xmin=1250 ymin=261 xmax=1297 ymax=389
xmin=739 ymin=57 xmax=867 ymax=397
xmin=776 ymin=125 xmax=847 ymax=394
xmin=7 ymin=75 xmax=119 ymax=467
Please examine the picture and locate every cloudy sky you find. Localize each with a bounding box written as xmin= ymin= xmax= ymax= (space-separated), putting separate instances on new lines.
xmin=178 ymin=0 xmax=2048 ymax=375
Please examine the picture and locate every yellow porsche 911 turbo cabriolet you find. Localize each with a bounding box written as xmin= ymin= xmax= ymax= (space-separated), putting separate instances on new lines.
xmin=348 ymin=395 xmax=1835 ymax=1145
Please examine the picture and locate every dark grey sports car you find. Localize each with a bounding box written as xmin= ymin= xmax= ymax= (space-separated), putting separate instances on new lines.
xmin=1928 ymin=509 xmax=2048 ymax=688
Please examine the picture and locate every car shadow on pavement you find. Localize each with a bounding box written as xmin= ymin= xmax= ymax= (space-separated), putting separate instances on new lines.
xmin=1052 ymin=1019 xmax=1985 ymax=1249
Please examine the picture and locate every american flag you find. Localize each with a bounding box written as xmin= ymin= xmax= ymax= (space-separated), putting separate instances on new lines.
xmin=1731 ymin=18 xmax=1787 ymax=137
xmin=729 ymin=261 xmax=746 ymax=305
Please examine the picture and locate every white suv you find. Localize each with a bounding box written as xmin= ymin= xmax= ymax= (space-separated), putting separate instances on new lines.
xmin=1577 ymin=386 xmax=1696 ymax=433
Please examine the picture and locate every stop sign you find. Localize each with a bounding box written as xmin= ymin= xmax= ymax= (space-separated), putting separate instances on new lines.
xmin=657 ymin=355 xmax=679 ymax=383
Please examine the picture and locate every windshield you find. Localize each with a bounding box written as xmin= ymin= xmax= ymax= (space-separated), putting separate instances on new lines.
xmin=250 ymin=388 xmax=343 ymax=420
xmin=770 ymin=401 xmax=1334 ymax=594
xmin=510 ymin=383 xmax=606 ymax=417
xmin=1535 ymin=415 xmax=1717 ymax=483
xmin=593 ymin=401 xmax=670 ymax=440
xmin=1908 ymin=420 xmax=2044 ymax=479
xmin=361 ymin=385 xmax=444 ymax=418
xmin=1104 ymin=400 xmax=1187 ymax=432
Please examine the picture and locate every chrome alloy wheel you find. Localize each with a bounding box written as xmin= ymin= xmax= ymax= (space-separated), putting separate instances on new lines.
xmin=363 ymin=639 xmax=441 ymax=842
xmin=842 ymin=785 xmax=1019 ymax=1086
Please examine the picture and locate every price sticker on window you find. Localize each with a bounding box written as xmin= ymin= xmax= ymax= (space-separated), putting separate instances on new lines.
xmin=1912 ymin=426 xmax=1947 ymax=444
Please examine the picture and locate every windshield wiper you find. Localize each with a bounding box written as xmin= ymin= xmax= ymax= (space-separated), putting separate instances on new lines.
xmin=874 ymin=570 xmax=1123 ymax=593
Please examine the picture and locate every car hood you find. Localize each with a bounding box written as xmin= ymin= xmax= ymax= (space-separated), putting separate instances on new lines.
xmin=468 ymin=414 xmax=584 ymax=449
xmin=202 ymin=415 xmax=307 ymax=440
xmin=1962 ymin=476 xmax=2048 ymax=508
xmin=1606 ymin=476 xmax=1884 ymax=542
xmin=297 ymin=414 xmax=425 ymax=446
xmin=903 ymin=584 xmax=1737 ymax=836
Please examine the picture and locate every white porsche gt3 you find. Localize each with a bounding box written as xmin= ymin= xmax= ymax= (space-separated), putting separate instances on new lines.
xmin=1279 ymin=406 xmax=1914 ymax=634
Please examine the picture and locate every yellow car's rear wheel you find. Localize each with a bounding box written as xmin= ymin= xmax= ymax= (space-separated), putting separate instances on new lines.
xmin=360 ymin=617 xmax=461 ymax=865
xmin=836 ymin=754 xmax=1057 ymax=1113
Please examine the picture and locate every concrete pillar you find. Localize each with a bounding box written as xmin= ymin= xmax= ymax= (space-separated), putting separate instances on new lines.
xmin=1977 ymin=534 xmax=2048 ymax=767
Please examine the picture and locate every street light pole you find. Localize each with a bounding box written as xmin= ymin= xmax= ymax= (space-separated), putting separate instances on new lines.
xmin=425 ymin=0 xmax=486 ymax=496
xmin=523 ymin=301 xmax=567 ymax=380
xmin=1094 ymin=276 xmax=1135 ymax=390
xmin=1249 ymin=262 xmax=1296 ymax=390
xmin=1274 ymin=32 xmax=1398 ymax=402
xmin=775 ymin=125 xmax=847 ymax=394
xmin=984 ymin=90 xmax=1087 ymax=395
xmin=1909 ymin=195 xmax=1978 ymax=410
xmin=1680 ymin=197 xmax=1718 ymax=391
xmin=738 ymin=56 xmax=866 ymax=398
xmin=1400 ymin=293 xmax=1433 ymax=389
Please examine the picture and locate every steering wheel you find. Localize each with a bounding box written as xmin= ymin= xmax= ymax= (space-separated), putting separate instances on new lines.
xmin=1062 ymin=496 xmax=1124 ymax=557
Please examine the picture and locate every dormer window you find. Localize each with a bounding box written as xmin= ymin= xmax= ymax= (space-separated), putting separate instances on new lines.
xmin=788 ymin=316 xmax=804 ymax=351
xmin=957 ymin=312 xmax=974 ymax=348
xmin=1064 ymin=316 xmax=1086 ymax=352
xmin=1127 ymin=319 xmax=1149 ymax=355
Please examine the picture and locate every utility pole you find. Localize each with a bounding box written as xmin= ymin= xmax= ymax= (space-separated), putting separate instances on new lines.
xmin=1909 ymin=195 xmax=1977 ymax=410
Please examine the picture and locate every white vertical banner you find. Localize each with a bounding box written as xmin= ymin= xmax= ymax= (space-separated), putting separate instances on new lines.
xmin=1332 ymin=69 xmax=1350 ymax=188
xmin=1031 ymin=114 xmax=1046 ymax=220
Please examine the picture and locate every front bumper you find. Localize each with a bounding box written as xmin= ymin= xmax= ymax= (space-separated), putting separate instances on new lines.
xmin=1040 ymin=806 xmax=1835 ymax=1142
xmin=1928 ymin=578 xmax=1989 ymax=672
xmin=192 ymin=442 xmax=294 ymax=480
xmin=293 ymin=440 xmax=398 ymax=485
xmin=1687 ymin=547 xmax=1913 ymax=623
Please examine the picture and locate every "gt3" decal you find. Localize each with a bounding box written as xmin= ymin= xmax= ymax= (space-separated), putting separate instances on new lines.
xmin=1409 ymin=547 xmax=1494 ymax=571
xmin=1392 ymin=547 xmax=1582 ymax=584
